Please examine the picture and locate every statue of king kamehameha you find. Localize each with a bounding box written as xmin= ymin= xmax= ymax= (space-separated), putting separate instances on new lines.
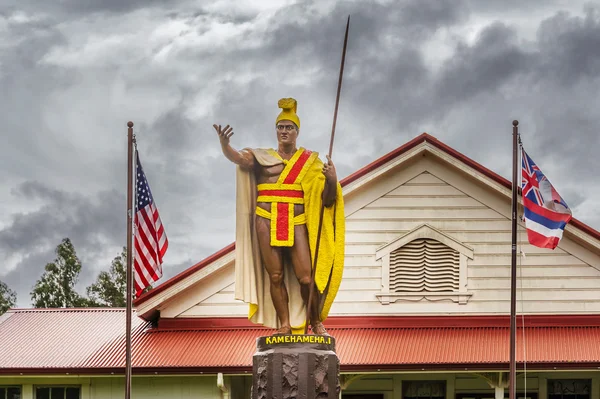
xmin=214 ymin=97 xmax=345 ymax=335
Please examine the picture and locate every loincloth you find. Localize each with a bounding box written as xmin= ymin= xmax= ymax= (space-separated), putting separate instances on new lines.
xmin=256 ymin=183 xmax=306 ymax=246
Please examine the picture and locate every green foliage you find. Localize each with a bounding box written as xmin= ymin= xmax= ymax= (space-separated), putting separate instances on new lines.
xmin=0 ymin=280 xmax=17 ymax=315
xmin=31 ymin=238 xmax=154 ymax=309
xmin=86 ymin=247 xmax=127 ymax=307
xmin=30 ymin=238 xmax=88 ymax=308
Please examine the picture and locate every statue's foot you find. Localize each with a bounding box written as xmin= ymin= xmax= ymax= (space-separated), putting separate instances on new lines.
xmin=273 ymin=325 xmax=292 ymax=335
xmin=311 ymin=321 xmax=329 ymax=336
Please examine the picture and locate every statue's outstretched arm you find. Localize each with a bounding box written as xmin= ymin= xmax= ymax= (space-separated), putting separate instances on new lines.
xmin=213 ymin=124 xmax=255 ymax=170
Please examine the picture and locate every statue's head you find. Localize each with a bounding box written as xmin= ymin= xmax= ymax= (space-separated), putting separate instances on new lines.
xmin=275 ymin=98 xmax=299 ymax=145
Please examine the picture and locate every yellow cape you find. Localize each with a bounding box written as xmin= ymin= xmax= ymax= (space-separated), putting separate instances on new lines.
xmin=233 ymin=148 xmax=345 ymax=334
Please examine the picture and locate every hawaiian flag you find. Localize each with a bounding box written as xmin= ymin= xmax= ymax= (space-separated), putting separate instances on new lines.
xmin=521 ymin=148 xmax=572 ymax=249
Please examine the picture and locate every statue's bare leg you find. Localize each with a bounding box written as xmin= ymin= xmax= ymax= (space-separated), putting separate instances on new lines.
xmin=290 ymin=224 xmax=328 ymax=335
xmin=255 ymin=215 xmax=291 ymax=334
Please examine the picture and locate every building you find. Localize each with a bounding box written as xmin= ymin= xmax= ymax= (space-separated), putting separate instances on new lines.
xmin=2 ymin=133 xmax=600 ymax=399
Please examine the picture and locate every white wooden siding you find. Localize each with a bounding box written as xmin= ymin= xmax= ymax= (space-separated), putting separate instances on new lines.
xmin=163 ymin=155 xmax=600 ymax=318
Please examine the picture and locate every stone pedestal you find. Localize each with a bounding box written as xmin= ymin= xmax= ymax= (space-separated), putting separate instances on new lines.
xmin=251 ymin=334 xmax=340 ymax=399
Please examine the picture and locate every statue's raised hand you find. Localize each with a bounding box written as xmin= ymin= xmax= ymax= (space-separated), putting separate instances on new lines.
xmin=214 ymin=124 xmax=234 ymax=147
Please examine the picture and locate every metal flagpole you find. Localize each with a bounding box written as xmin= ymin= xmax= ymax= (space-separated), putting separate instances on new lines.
xmin=509 ymin=119 xmax=519 ymax=399
xmin=125 ymin=121 xmax=135 ymax=399
xmin=305 ymin=15 xmax=350 ymax=334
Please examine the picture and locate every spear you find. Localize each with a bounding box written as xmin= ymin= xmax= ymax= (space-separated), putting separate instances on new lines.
xmin=305 ymin=15 xmax=350 ymax=334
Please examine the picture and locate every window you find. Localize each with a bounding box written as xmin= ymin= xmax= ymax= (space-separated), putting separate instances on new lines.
xmin=35 ymin=387 xmax=80 ymax=399
xmin=375 ymin=224 xmax=473 ymax=304
xmin=343 ymin=395 xmax=384 ymax=399
xmin=456 ymin=393 xmax=537 ymax=399
xmin=403 ymin=381 xmax=446 ymax=399
xmin=0 ymin=387 xmax=21 ymax=399
xmin=548 ymin=379 xmax=591 ymax=399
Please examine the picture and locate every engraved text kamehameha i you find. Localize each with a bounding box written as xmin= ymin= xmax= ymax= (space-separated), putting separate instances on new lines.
xmin=252 ymin=335 xmax=340 ymax=399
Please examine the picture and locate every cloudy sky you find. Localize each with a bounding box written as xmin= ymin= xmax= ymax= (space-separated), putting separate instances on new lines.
xmin=1 ymin=0 xmax=599 ymax=307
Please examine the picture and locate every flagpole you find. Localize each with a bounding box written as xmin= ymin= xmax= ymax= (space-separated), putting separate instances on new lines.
xmin=510 ymin=119 xmax=519 ymax=399
xmin=125 ymin=121 xmax=135 ymax=399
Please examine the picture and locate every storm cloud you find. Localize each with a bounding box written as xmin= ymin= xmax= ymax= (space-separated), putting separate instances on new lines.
xmin=1 ymin=0 xmax=598 ymax=306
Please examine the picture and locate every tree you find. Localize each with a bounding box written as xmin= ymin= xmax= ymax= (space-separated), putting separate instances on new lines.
xmin=31 ymin=238 xmax=87 ymax=308
xmin=0 ymin=280 xmax=17 ymax=315
xmin=86 ymin=247 xmax=127 ymax=307
xmin=85 ymin=247 xmax=153 ymax=307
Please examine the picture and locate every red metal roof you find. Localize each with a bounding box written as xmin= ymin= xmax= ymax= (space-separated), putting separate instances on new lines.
xmin=0 ymin=309 xmax=146 ymax=370
xmin=3 ymin=310 xmax=600 ymax=374
xmin=134 ymin=132 xmax=600 ymax=308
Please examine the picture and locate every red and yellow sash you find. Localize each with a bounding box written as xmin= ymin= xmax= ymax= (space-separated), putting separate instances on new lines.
xmin=256 ymin=148 xmax=318 ymax=247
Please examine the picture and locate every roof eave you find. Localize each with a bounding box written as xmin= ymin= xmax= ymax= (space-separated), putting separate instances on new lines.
xmin=2 ymin=362 xmax=599 ymax=377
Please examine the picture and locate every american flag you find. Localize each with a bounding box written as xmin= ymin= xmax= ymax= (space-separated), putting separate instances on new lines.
xmin=134 ymin=152 xmax=168 ymax=296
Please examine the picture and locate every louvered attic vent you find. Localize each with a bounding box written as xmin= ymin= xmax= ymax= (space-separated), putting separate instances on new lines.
xmin=375 ymin=224 xmax=474 ymax=305
xmin=389 ymin=238 xmax=460 ymax=293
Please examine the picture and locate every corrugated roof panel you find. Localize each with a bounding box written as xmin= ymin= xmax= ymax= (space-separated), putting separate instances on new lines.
xmin=0 ymin=309 xmax=145 ymax=369
xmin=3 ymin=310 xmax=600 ymax=372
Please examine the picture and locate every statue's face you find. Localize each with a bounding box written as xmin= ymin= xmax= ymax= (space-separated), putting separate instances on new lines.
xmin=276 ymin=120 xmax=298 ymax=146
